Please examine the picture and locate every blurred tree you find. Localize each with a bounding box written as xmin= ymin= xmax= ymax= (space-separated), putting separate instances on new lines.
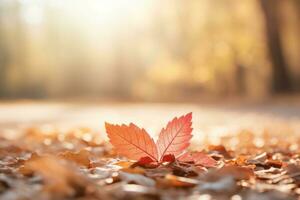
xmin=1 ymin=0 xmax=299 ymax=100
xmin=0 ymin=11 xmax=9 ymax=97
xmin=259 ymin=0 xmax=292 ymax=93
xmin=292 ymin=0 xmax=300 ymax=91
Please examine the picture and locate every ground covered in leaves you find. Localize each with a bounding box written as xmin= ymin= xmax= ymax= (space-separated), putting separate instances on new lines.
xmin=0 ymin=127 xmax=299 ymax=200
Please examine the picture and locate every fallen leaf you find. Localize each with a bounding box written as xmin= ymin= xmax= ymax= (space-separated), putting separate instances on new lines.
xmin=161 ymin=154 xmax=176 ymax=163
xmin=192 ymin=152 xmax=217 ymax=167
xmin=156 ymin=113 xmax=193 ymax=160
xmin=59 ymin=149 xmax=91 ymax=167
xmin=134 ymin=156 xmax=159 ymax=168
xmin=177 ymin=152 xmax=194 ymax=163
xmin=137 ymin=156 xmax=154 ymax=165
xmin=22 ymin=155 xmax=94 ymax=198
xmin=105 ymin=123 xmax=158 ymax=161
xmin=105 ymin=113 xmax=192 ymax=162
xmin=178 ymin=152 xmax=217 ymax=167
xmin=208 ymin=145 xmax=232 ymax=159
xmin=217 ymin=166 xmax=254 ymax=180
xmin=247 ymin=152 xmax=268 ymax=166
xmin=266 ymin=159 xmax=283 ymax=168
xmin=171 ymin=164 xmax=199 ymax=177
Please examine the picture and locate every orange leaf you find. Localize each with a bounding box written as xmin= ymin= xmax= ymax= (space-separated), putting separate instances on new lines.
xmin=105 ymin=123 xmax=158 ymax=161
xmin=178 ymin=152 xmax=217 ymax=167
xmin=177 ymin=152 xmax=194 ymax=163
xmin=192 ymin=152 xmax=217 ymax=167
xmin=156 ymin=113 xmax=193 ymax=161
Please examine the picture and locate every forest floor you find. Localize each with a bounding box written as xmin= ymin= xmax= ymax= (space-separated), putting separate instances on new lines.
xmin=0 ymin=101 xmax=299 ymax=200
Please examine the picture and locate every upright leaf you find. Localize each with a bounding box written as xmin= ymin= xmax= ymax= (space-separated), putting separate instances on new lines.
xmin=105 ymin=122 xmax=158 ymax=161
xmin=156 ymin=113 xmax=193 ymax=160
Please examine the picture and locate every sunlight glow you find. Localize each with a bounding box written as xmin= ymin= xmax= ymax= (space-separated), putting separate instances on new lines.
xmin=18 ymin=0 xmax=154 ymax=33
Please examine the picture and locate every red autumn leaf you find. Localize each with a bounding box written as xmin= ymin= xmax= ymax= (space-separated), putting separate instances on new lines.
xmin=156 ymin=113 xmax=193 ymax=161
xmin=178 ymin=152 xmax=217 ymax=167
xmin=134 ymin=156 xmax=159 ymax=168
xmin=192 ymin=152 xmax=217 ymax=167
xmin=105 ymin=123 xmax=158 ymax=161
xmin=137 ymin=156 xmax=154 ymax=165
xmin=161 ymin=154 xmax=176 ymax=163
xmin=105 ymin=113 xmax=193 ymax=162
xmin=177 ymin=152 xmax=194 ymax=163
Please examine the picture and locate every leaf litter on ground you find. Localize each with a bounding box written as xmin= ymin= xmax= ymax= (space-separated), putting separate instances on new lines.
xmin=0 ymin=113 xmax=299 ymax=200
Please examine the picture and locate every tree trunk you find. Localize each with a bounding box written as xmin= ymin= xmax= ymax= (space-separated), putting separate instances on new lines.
xmin=292 ymin=0 xmax=300 ymax=91
xmin=259 ymin=0 xmax=292 ymax=93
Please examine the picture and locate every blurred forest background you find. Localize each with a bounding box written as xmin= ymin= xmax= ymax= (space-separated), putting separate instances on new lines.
xmin=0 ymin=0 xmax=299 ymax=102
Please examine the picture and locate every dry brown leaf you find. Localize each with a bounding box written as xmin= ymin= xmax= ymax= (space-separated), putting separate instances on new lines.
xmin=58 ymin=149 xmax=91 ymax=167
